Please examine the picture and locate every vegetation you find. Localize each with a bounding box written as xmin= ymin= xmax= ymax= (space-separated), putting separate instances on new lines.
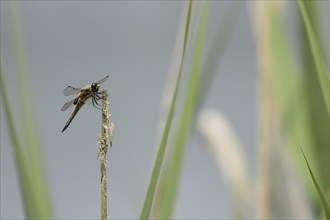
xmin=1 ymin=1 xmax=329 ymax=219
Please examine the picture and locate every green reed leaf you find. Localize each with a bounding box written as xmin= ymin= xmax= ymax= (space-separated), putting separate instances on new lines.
xmin=158 ymin=2 xmax=210 ymax=218
xmin=298 ymin=0 xmax=330 ymax=114
xmin=300 ymin=147 xmax=330 ymax=219
xmin=140 ymin=1 xmax=193 ymax=219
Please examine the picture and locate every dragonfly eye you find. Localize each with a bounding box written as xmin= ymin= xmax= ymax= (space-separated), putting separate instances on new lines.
xmin=91 ymin=83 xmax=100 ymax=92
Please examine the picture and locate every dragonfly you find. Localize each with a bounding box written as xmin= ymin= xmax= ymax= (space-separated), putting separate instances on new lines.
xmin=61 ymin=75 xmax=109 ymax=132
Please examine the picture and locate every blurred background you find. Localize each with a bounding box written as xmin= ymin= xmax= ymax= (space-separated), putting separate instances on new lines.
xmin=1 ymin=1 xmax=329 ymax=219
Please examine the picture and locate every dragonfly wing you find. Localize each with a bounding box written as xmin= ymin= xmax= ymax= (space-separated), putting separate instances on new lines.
xmin=63 ymin=86 xmax=81 ymax=96
xmin=96 ymin=75 xmax=109 ymax=85
xmin=61 ymin=99 xmax=75 ymax=111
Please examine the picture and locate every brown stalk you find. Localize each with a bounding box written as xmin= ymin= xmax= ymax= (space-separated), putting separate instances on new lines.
xmin=98 ymin=90 xmax=114 ymax=220
xmin=253 ymin=2 xmax=273 ymax=219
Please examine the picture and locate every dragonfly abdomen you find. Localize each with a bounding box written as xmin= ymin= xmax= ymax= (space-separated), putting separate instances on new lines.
xmin=61 ymin=100 xmax=85 ymax=132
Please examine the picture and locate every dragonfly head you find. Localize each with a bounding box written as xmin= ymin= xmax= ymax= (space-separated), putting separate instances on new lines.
xmin=91 ymin=83 xmax=101 ymax=92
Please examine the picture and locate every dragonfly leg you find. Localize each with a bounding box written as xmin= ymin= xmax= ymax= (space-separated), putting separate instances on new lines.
xmin=94 ymin=93 xmax=102 ymax=100
xmin=94 ymin=95 xmax=102 ymax=107
xmin=92 ymin=95 xmax=102 ymax=111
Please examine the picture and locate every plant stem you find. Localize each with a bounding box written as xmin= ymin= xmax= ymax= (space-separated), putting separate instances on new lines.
xmin=98 ymin=90 xmax=113 ymax=220
xmin=253 ymin=2 xmax=274 ymax=218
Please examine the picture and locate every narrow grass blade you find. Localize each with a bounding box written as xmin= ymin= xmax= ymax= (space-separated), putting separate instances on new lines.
xmin=152 ymin=3 xmax=243 ymax=218
xmin=1 ymin=64 xmax=38 ymax=217
xmin=198 ymin=2 xmax=243 ymax=109
xmin=5 ymin=2 xmax=53 ymax=218
xmin=253 ymin=2 xmax=277 ymax=218
xmin=300 ymin=147 xmax=330 ymax=219
xmin=7 ymin=0 xmax=41 ymax=174
xmin=265 ymin=0 xmax=329 ymax=197
xmin=298 ymin=0 xmax=330 ymax=114
xmin=139 ymin=1 xmax=193 ymax=219
xmin=158 ymin=2 xmax=210 ymax=218
xmin=298 ymin=0 xmax=329 ymax=192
